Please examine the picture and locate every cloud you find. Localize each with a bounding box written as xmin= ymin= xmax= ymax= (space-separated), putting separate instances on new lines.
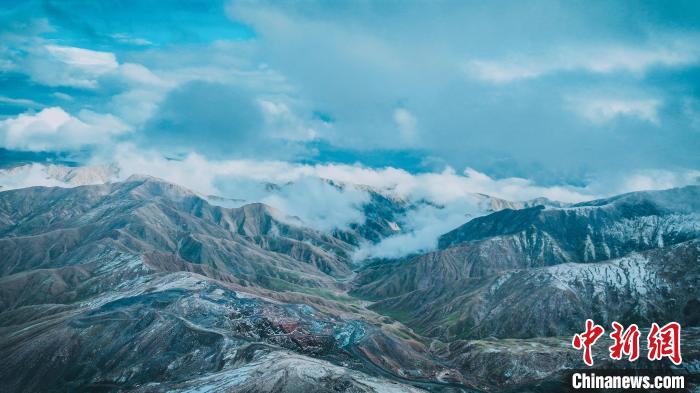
xmin=259 ymin=99 xmax=318 ymax=142
xmin=140 ymin=80 xmax=319 ymax=160
xmin=141 ymin=80 xmax=264 ymax=157
xmin=350 ymin=167 xmax=699 ymax=258
xmin=569 ymin=97 xmax=661 ymax=124
xmin=0 ymin=18 xmax=166 ymax=97
xmin=90 ymin=146 xmax=602 ymax=241
xmin=103 ymin=146 xmax=699 ymax=209
xmin=0 ymin=163 xmax=80 ymax=190
xmin=465 ymin=40 xmax=700 ymax=83
xmin=214 ymin=176 xmax=369 ymax=232
xmin=221 ymin=1 xmax=700 ymax=183
xmin=3 ymin=147 xmax=699 ymax=258
xmin=0 ymin=0 xmax=698 ymax=188
xmin=1 ymin=28 xmax=166 ymax=102
xmin=0 ymin=107 xmax=130 ymax=151
xmin=393 ymin=108 xmax=418 ymax=145
xmin=353 ymin=200 xmax=480 ymax=260
xmin=682 ymin=97 xmax=700 ymax=131
xmin=611 ymin=169 xmax=700 ymax=194
xmin=110 ymin=33 xmax=153 ymax=46
xmin=44 ymin=45 xmax=117 ymax=71
xmin=0 ymin=96 xmax=43 ymax=109
xmin=52 ymin=92 xmax=73 ymax=101
xmin=28 ymin=45 xmax=119 ymax=88
xmin=111 ymin=62 xmax=168 ymax=87
xmin=465 ymin=61 xmax=541 ymax=84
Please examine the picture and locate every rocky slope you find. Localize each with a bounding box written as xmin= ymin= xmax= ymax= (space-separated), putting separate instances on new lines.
xmin=0 ymin=251 xmax=427 ymax=392
xmin=353 ymin=186 xmax=700 ymax=304
xmin=0 ymin=177 xmax=475 ymax=392
xmin=349 ymin=186 xmax=700 ymax=390
xmin=1 ymin=177 xmax=699 ymax=392
xmin=440 ymin=186 xmax=700 ymax=257
xmin=0 ymin=175 xmax=357 ymax=291
xmin=363 ymin=240 xmax=700 ymax=340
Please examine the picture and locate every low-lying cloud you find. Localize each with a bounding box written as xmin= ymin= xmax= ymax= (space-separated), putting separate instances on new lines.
xmin=2 ymin=146 xmax=698 ymax=259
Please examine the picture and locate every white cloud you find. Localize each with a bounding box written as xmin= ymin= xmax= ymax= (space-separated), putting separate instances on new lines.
xmin=353 ymin=200 xmax=480 ymax=260
xmin=52 ymin=92 xmax=73 ymax=101
xmin=3 ymin=148 xmax=698 ymax=258
xmin=81 ymin=146 xmax=600 ymax=240
xmin=105 ymin=147 xmax=697 ymax=207
xmin=45 ymin=45 xmax=118 ymax=71
xmin=349 ymin=166 xmax=697 ymax=258
xmin=110 ymin=33 xmax=153 ymax=46
xmin=103 ymin=63 xmax=172 ymax=126
xmin=569 ymin=97 xmax=661 ymax=124
xmin=257 ymin=177 xmax=368 ymax=232
xmin=0 ymin=96 xmax=43 ymax=109
xmin=615 ymin=169 xmax=700 ymax=193
xmin=0 ymin=164 xmax=79 ymax=190
xmin=465 ymin=60 xmax=542 ymax=84
xmin=0 ymin=163 xmax=117 ymax=191
xmin=108 ymin=89 xmax=163 ymax=126
xmin=114 ymin=62 xmax=168 ymax=87
xmin=466 ymin=41 xmax=700 ymax=83
xmin=31 ymin=45 xmax=119 ymax=88
xmin=102 ymin=145 xmax=700 ymax=233
xmin=7 ymin=40 xmax=162 ymax=91
xmin=393 ymin=108 xmax=418 ymax=144
xmin=259 ymin=99 xmax=318 ymax=142
xmin=0 ymin=107 xmax=131 ymax=151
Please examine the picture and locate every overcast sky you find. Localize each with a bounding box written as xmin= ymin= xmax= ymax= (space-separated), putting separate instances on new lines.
xmin=1 ymin=0 xmax=699 ymax=187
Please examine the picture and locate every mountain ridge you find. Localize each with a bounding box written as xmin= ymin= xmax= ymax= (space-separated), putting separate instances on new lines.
xmin=1 ymin=176 xmax=698 ymax=391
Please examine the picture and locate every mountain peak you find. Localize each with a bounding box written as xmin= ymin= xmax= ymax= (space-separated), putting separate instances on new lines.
xmin=119 ymin=174 xmax=200 ymax=201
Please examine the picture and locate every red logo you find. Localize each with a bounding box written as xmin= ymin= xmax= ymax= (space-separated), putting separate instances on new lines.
xmin=647 ymin=322 xmax=682 ymax=365
xmin=572 ymin=319 xmax=605 ymax=366
xmin=572 ymin=320 xmax=682 ymax=366
xmin=609 ymin=322 xmax=640 ymax=362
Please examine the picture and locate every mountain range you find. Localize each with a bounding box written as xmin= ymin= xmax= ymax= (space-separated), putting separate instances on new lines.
xmin=0 ymin=172 xmax=698 ymax=392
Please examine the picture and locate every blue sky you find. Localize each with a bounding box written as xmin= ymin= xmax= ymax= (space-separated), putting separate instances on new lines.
xmin=1 ymin=0 xmax=699 ymax=187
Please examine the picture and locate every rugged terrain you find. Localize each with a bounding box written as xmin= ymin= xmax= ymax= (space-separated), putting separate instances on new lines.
xmin=0 ymin=176 xmax=698 ymax=392
xmin=353 ymin=187 xmax=700 ymax=337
